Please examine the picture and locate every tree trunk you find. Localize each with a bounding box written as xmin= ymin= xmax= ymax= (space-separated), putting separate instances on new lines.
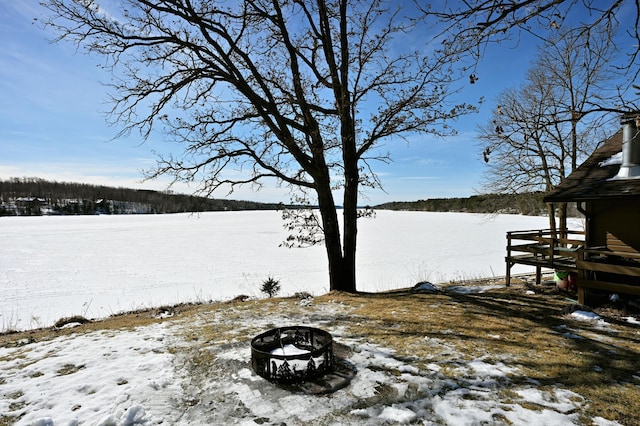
xmin=315 ymin=0 xmax=357 ymax=294
xmin=341 ymin=143 xmax=359 ymax=294
xmin=315 ymin=172 xmax=357 ymax=293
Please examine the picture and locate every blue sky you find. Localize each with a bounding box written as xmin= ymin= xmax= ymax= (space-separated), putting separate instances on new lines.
xmin=0 ymin=2 xmax=574 ymax=204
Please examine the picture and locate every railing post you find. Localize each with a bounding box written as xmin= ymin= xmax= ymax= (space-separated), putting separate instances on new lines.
xmin=549 ymin=229 xmax=555 ymax=269
xmin=506 ymin=232 xmax=512 ymax=287
xmin=577 ymin=246 xmax=587 ymax=304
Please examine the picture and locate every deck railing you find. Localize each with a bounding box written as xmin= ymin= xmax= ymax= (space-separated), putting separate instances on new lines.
xmin=576 ymin=232 xmax=640 ymax=302
xmin=506 ymin=229 xmax=640 ymax=304
xmin=505 ymin=229 xmax=585 ymax=286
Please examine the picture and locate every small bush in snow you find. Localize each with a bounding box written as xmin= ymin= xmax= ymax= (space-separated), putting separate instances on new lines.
xmin=261 ymin=276 xmax=281 ymax=298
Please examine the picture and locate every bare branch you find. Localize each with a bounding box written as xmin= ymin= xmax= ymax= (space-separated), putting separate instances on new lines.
xmin=40 ymin=0 xmax=480 ymax=292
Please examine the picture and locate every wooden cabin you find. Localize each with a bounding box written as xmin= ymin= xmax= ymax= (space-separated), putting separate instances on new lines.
xmin=507 ymin=114 xmax=640 ymax=304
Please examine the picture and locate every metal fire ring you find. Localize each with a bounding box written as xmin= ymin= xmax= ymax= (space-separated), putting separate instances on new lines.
xmin=251 ymin=326 xmax=335 ymax=384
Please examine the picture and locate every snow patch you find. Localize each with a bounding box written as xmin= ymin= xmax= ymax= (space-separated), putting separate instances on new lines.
xmin=626 ymin=316 xmax=640 ymax=325
xmin=600 ymin=152 xmax=622 ymax=167
xmin=446 ymin=284 xmax=503 ymax=294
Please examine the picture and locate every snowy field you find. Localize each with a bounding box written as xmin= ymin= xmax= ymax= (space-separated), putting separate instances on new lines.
xmin=2 ymin=211 xmax=632 ymax=426
xmin=1 ymin=210 xmax=562 ymax=331
xmin=0 ymin=292 xmax=624 ymax=425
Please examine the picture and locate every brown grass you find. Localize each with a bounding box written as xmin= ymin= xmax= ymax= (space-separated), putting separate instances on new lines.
xmin=2 ymin=282 xmax=640 ymax=424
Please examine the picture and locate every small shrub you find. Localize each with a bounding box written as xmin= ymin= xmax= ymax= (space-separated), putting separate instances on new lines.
xmin=261 ymin=276 xmax=281 ymax=298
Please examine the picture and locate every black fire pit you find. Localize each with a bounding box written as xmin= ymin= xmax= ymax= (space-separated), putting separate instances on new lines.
xmin=251 ymin=326 xmax=335 ymax=384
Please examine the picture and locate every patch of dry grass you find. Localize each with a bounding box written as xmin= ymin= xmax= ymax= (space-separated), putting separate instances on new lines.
xmin=2 ymin=284 xmax=640 ymax=424
xmin=349 ymin=287 xmax=640 ymax=423
xmin=165 ymin=287 xmax=640 ymax=424
xmin=0 ymin=304 xmax=199 ymax=349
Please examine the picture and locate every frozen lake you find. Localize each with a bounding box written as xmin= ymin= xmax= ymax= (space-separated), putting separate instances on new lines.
xmin=1 ymin=210 xmax=559 ymax=330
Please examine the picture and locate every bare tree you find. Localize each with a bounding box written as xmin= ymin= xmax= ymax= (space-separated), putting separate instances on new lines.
xmin=480 ymin=75 xmax=567 ymax=230
xmin=540 ymin=26 xmax=623 ymax=168
xmin=479 ymin=26 xmax=615 ymax=233
xmin=424 ymin=0 xmax=639 ymax=80
xmin=40 ymin=0 xmax=476 ymax=293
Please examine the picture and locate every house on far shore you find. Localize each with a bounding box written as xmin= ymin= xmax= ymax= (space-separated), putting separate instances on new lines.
xmin=543 ymin=113 xmax=640 ymax=304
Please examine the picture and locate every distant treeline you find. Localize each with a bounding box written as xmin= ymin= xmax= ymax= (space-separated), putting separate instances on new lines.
xmin=0 ymin=177 xmax=281 ymax=216
xmin=375 ymin=192 xmax=557 ymax=216
xmin=1 ymin=177 xmax=566 ymax=217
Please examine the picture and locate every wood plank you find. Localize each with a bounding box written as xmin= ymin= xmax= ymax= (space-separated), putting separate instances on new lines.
xmin=510 ymin=236 xmax=551 ymax=244
xmin=577 ymin=260 xmax=640 ymax=276
xmin=583 ymin=248 xmax=640 ymax=260
xmin=606 ymin=251 xmax=640 ymax=259
xmin=557 ymin=238 xmax=586 ymax=246
xmin=578 ymin=279 xmax=640 ymax=296
xmin=554 ymin=247 xmax=581 ymax=259
xmin=608 ymin=242 xmax=637 ymax=251
xmin=506 ymin=256 xmax=547 ymax=267
xmin=509 ymin=244 xmax=552 ymax=254
xmin=506 ymin=254 xmax=578 ymax=271
xmin=508 ymin=229 xmax=553 ymax=236
xmin=606 ymin=232 xmax=640 ymax=254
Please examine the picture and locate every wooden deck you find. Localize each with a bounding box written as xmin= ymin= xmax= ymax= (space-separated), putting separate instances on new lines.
xmin=505 ymin=229 xmax=584 ymax=286
xmin=576 ymin=234 xmax=640 ymax=302
xmin=506 ymin=229 xmax=640 ymax=304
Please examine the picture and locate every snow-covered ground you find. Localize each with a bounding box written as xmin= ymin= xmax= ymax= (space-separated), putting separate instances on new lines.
xmin=2 ymin=210 xmax=630 ymax=426
xmin=0 ymin=295 xmax=622 ymax=425
xmin=1 ymin=210 xmax=564 ymax=331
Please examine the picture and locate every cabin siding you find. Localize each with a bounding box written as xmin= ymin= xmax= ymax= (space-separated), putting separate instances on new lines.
xmin=587 ymin=198 xmax=640 ymax=251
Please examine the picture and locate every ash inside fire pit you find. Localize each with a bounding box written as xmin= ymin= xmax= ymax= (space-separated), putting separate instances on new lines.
xmin=251 ymin=326 xmax=355 ymax=394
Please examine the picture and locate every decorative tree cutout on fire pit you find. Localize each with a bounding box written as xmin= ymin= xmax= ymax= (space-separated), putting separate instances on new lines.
xmin=251 ymin=325 xmax=357 ymax=394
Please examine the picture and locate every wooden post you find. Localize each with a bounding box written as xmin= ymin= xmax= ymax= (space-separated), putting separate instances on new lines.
xmin=506 ymin=232 xmax=512 ymax=286
xmin=547 ymin=229 xmax=554 ymax=267
xmin=536 ymin=229 xmax=545 ymax=285
xmin=577 ymin=247 xmax=587 ymax=304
